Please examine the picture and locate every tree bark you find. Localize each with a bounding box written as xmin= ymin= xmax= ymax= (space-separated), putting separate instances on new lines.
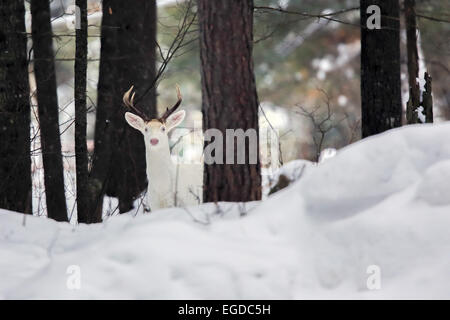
xmin=405 ymin=0 xmax=420 ymax=122
xmin=404 ymin=0 xmax=433 ymax=124
xmin=105 ymin=0 xmax=157 ymax=213
xmin=405 ymin=0 xmax=420 ymax=124
xmin=0 ymin=0 xmax=32 ymax=214
xmin=87 ymin=0 xmax=117 ymax=222
xmin=198 ymin=0 xmax=262 ymax=202
xmin=360 ymin=0 xmax=402 ymax=138
xmin=422 ymin=72 xmax=433 ymax=123
xmin=88 ymin=0 xmax=157 ymax=220
xmin=75 ymin=0 xmax=89 ymax=223
xmin=31 ymin=0 xmax=68 ymax=221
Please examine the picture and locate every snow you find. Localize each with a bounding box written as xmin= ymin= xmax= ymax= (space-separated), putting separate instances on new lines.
xmin=337 ymin=95 xmax=348 ymax=107
xmin=1 ymin=123 xmax=450 ymax=299
xmin=416 ymin=106 xmax=426 ymax=123
xmin=311 ymin=41 xmax=360 ymax=80
xmin=318 ymin=148 xmax=337 ymax=163
xmin=417 ymin=76 xmax=426 ymax=104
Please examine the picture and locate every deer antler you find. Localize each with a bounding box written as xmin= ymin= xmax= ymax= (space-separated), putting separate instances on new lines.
xmin=123 ymin=85 xmax=150 ymax=121
xmin=159 ymin=84 xmax=182 ymax=123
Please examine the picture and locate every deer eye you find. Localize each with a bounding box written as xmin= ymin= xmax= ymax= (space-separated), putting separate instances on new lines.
xmin=145 ymin=128 xmax=148 ymax=132
xmin=161 ymin=126 xmax=166 ymax=132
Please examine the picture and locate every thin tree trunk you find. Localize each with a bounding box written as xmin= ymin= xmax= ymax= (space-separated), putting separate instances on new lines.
xmin=75 ymin=0 xmax=89 ymax=223
xmin=30 ymin=0 xmax=68 ymax=221
xmin=360 ymin=0 xmax=402 ymax=138
xmin=0 ymin=0 xmax=32 ymax=214
xmin=199 ymin=0 xmax=262 ymax=202
xmin=405 ymin=0 xmax=433 ymax=124
xmin=422 ymin=72 xmax=433 ymax=123
xmin=405 ymin=0 xmax=420 ymax=123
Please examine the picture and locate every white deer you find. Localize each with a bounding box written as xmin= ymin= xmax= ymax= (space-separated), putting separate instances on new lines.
xmin=123 ymin=85 xmax=186 ymax=211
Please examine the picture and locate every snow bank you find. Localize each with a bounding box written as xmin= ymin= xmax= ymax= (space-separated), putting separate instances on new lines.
xmin=1 ymin=123 xmax=450 ymax=299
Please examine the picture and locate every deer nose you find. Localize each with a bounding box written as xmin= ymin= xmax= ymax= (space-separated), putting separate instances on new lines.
xmin=150 ymin=138 xmax=159 ymax=146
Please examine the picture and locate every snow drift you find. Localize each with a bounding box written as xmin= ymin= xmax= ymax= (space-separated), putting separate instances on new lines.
xmin=1 ymin=123 xmax=449 ymax=299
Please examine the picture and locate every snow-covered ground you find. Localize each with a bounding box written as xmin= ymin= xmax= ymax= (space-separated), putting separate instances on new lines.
xmin=1 ymin=123 xmax=450 ymax=299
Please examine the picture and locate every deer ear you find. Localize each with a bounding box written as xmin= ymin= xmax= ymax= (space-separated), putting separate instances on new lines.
xmin=166 ymin=110 xmax=185 ymax=132
xmin=125 ymin=112 xmax=145 ymax=131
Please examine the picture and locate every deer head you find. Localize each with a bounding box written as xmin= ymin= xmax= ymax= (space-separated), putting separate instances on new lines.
xmin=123 ymin=85 xmax=185 ymax=151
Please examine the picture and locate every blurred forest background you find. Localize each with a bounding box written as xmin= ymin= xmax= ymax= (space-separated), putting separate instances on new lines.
xmin=34 ymin=0 xmax=449 ymax=158
xmin=15 ymin=0 xmax=450 ymax=217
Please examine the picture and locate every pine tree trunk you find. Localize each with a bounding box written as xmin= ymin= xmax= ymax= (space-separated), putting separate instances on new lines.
xmin=75 ymin=0 xmax=89 ymax=223
xmin=105 ymin=0 xmax=157 ymax=213
xmin=360 ymin=0 xmax=402 ymax=138
xmin=88 ymin=0 xmax=157 ymax=220
xmin=87 ymin=0 xmax=118 ymax=222
xmin=198 ymin=0 xmax=262 ymax=202
xmin=31 ymin=0 xmax=68 ymax=221
xmin=0 ymin=0 xmax=32 ymax=214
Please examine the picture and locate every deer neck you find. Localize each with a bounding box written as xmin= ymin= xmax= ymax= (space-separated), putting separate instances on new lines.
xmin=144 ymin=142 xmax=174 ymax=181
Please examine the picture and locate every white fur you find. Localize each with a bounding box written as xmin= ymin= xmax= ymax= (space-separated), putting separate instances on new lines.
xmin=125 ymin=111 xmax=189 ymax=211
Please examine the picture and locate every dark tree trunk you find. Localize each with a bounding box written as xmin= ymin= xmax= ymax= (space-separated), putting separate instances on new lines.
xmin=0 ymin=0 xmax=32 ymax=214
xmin=75 ymin=0 xmax=89 ymax=223
xmin=405 ymin=0 xmax=420 ymax=122
xmin=88 ymin=0 xmax=157 ymax=220
xmin=405 ymin=0 xmax=433 ymax=124
xmin=198 ymin=0 xmax=262 ymax=202
xmin=360 ymin=0 xmax=402 ymax=138
xmin=105 ymin=0 xmax=157 ymax=213
xmin=422 ymin=72 xmax=433 ymax=123
xmin=87 ymin=0 xmax=118 ymax=222
xmin=31 ymin=0 xmax=68 ymax=221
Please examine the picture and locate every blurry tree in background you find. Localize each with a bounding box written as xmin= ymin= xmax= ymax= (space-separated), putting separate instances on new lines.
xmin=0 ymin=0 xmax=32 ymax=214
xmin=75 ymin=0 xmax=89 ymax=223
xmin=405 ymin=0 xmax=420 ymax=124
xmin=360 ymin=0 xmax=402 ymax=138
xmin=30 ymin=0 xmax=68 ymax=221
xmin=416 ymin=1 xmax=450 ymax=120
xmin=404 ymin=0 xmax=433 ymax=124
xmin=199 ymin=0 xmax=262 ymax=202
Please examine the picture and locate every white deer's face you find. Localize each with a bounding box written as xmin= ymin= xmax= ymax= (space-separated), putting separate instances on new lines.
xmin=125 ymin=111 xmax=186 ymax=150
